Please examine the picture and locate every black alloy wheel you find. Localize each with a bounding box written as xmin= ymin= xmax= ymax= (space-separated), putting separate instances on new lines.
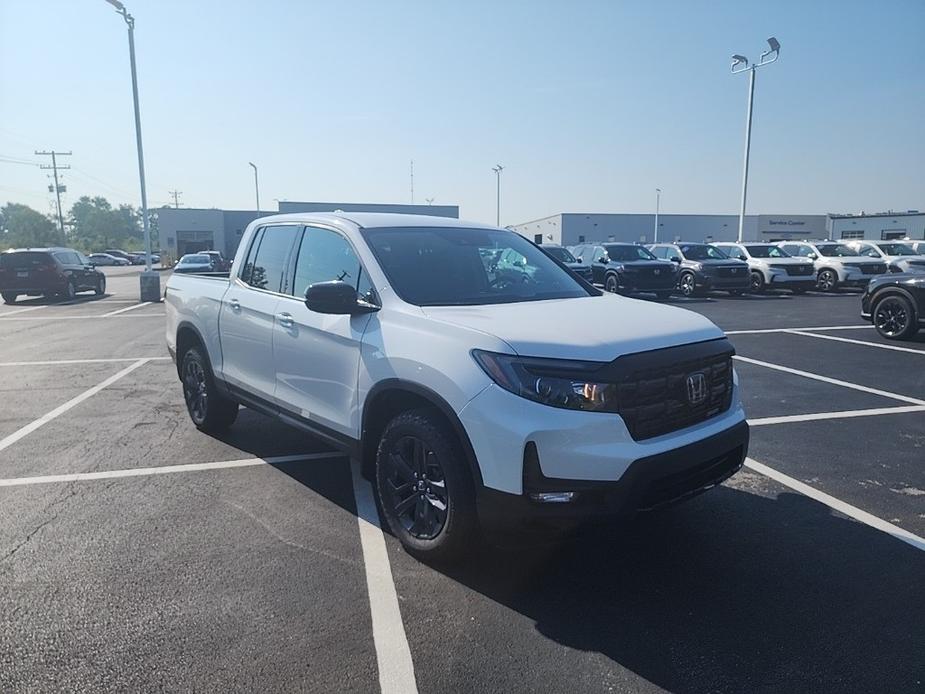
xmin=817 ymin=269 xmax=838 ymax=292
xmin=382 ymin=435 xmax=449 ymax=540
xmin=63 ymin=280 xmax=77 ymax=301
xmin=183 ymin=356 xmax=209 ymax=425
xmin=605 ymin=274 xmax=620 ymax=294
xmin=750 ymin=271 xmax=765 ymax=292
xmin=180 ymin=347 xmax=238 ymax=431
xmin=873 ymin=295 xmax=918 ymax=340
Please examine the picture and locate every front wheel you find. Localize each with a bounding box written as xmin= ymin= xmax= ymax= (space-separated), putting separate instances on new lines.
xmin=181 ymin=347 xmax=238 ymax=432
xmin=873 ymin=294 xmax=919 ymax=340
xmin=678 ymin=272 xmax=696 ymax=297
xmin=750 ymin=271 xmax=765 ymax=293
xmin=375 ymin=409 xmax=477 ymax=562
xmin=816 ymin=269 xmax=838 ymax=292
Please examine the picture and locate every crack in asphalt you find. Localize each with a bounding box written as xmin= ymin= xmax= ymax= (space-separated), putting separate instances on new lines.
xmin=0 ymin=483 xmax=79 ymax=571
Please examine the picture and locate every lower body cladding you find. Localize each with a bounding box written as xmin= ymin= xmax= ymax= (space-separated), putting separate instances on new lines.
xmin=697 ymin=275 xmax=750 ymax=292
xmin=766 ymin=273 xmax=815 ymax=291
xmin=458 ymin=383 xmax=749 ymax=528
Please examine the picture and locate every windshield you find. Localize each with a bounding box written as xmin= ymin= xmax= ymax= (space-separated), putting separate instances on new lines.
xmin=605 ymin=244 xmax=657 ymax=261
xmin=181 ymin=254 xmax=210 ymax=264
xmin=816 ymin=244 xmax=859 ymax=257
xmin=680 ymin=244 xmax=728 ymax=260
xmin=745 ymin=245 xmax=790 ymax=258
xmin=0 ymin=251 xmax=51 ymax=269
xmin=876 ymin=243 xmax=916 ymax=256
xmin=543 ymin=246 xmax=577 ymax=263
xmin=363 ymin=227 xmax=592 ymax=306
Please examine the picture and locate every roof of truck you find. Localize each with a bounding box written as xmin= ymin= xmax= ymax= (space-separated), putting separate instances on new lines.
xmin=248 ymin=212 xmax=492 ymax=230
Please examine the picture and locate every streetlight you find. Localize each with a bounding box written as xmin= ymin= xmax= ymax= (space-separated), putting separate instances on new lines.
xmin=654 ymin=188 xmax=661 ymax=242
xmin=248 ymin=162 xmax=260 ymax=213
xmin=731 ymin=37 xmax=780 ymax=243
xmin=104 ymin=0 xmax=158 ymax=301
xmin=492 ymin=164 xmax=503 ymax=226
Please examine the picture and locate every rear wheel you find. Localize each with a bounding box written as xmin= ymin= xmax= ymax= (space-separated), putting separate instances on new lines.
xmin=750 ymin=271 xmax=765 ymax=292
xmin=1 ymin=292 xmax=17 ymax=304
xmin=375 ymin=409 xmax=477 ymax=562
xmin=872 ymin=294 xmax=919 ymax=340
xmin=181 ymin=347 xmax=238 ymax=432
xmin=816 ymin=269 xmax=838 ymax=292
xmin=62 ymin=280 xmax=77 ymax=301
xmin=94 ymin=275 xmax=106 ymax=296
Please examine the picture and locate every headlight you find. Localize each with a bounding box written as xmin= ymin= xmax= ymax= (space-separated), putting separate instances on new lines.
xmin=472 ymin=350 xmax=618 ymax=413
xmin=690 ymin=262 xmax=703 ymax=271
xmin=611 ymin=263 xmax=625 ymax=272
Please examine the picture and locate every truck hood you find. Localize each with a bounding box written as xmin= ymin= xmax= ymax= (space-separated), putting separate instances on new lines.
xmin=758 ymin=257 xmax=813 ymax=265
xmin=422 ymin=293 xmax=725 ymax=361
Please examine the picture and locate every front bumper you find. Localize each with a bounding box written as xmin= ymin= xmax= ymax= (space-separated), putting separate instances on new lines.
xmin=697 ymin=273 xmax=750 ymax=290
xmin=477 ymin=419 xmax=749 ymax=528
xmin=615 ymin=272 xmax=678 ymax=293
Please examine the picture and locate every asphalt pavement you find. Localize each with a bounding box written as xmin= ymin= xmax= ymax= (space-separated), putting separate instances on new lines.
xmin=0 ymin=271 xmax=922 ymax=693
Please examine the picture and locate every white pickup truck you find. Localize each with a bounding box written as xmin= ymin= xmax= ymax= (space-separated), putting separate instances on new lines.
xmin=165 ymin=213 xmax=748 ymax=560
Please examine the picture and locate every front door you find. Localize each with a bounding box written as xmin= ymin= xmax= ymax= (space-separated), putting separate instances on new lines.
xmin=218 ymin=224 xmax=300 ymax=404
xmin=273 ymin=225 xmax=374 ymax=438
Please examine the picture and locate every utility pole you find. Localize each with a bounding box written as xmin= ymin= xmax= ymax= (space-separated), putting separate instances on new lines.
xmin=654 ymin=188 xmax=661 ymax=242
xmin=248 ymin=162 xmax=260 ymax=213
xmin=425 ymin=197 xmax=434 ymax=206
xmin=492 ymin=164 xmax=503 ymax=227
xmin=410 ymin=160 xmax=414 ymax=204
xmin=168 ymin=190 xmax=182 ymax=209
xmin=35 ymin=150 xmax=71 ymax=239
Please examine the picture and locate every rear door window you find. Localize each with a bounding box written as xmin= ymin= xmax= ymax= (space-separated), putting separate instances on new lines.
xmin=243 ymin=225 xmax=300 ymax=293
xmin=0 ymin=252 xmax=52 ymax=270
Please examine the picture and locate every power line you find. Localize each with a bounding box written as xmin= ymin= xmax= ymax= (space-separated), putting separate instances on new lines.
xmin=35 ymin=150 xmax=71 ymax=238
xmin=168 ymin=190 xmax=182 ymax=208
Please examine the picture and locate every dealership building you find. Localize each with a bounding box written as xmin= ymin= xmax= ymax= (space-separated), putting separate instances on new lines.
xmin=511 ymin=211 xmax=924 ymax=247
xmin=155 ymin=200 xmax=459 ymax=259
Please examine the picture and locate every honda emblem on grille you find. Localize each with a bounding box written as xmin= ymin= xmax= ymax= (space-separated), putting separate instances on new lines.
xmin=653 ymin=269 xmax=660 ymax=275
xmin=686 ymin=372 xmax=707 ymax=406
xmin=730 ymin=268 xmax=738 ymax=273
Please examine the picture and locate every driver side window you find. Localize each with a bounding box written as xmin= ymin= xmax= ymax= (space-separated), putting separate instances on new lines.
xmin=592 ymin=247 xmax=607 ymax=263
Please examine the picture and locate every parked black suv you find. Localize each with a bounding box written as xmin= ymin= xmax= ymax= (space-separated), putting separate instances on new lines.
xmin=570 ymin=243 xmax=678 ymax=299
xmin=648 ymin=242 xmax=750 ymax=296
xmin=0 ymin=248 xmax=106 ymax=303
xmin=539 ymin=244 xmax=593 ymax=282
xmin=861 ymin=274 xmax=924 ymax=340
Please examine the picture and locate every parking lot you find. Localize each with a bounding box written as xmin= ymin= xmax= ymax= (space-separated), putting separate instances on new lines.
xmin=0 ymin=267 xmax=922 ymax=693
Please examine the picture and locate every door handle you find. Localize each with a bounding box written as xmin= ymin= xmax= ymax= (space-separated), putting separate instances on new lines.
xmin=228 ymin=298 xmax=241 ymax=311
xmin=277 ymin=312 xmax=294 ymax=329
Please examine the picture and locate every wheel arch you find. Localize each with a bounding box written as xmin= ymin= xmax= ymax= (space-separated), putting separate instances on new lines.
xmin=360 ymin=379 xmax=483 ymax=488
xmin=175 ymin=321 xmax=209 ymax=379
xmin=871 ymin=285 xmax=919 ymax=316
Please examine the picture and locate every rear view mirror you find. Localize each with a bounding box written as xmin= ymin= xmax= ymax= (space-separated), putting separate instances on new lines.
xmin=305 ymin=281 xmax=378 ymax=315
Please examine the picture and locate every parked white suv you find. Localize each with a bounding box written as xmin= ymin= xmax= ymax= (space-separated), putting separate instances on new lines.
xmin=776 ymin=241 xmax=887 ymax=292
xmin=844 ymin=240 xmax=925 ymax=274
xmin=165 ymin=213 xmax=748 ymax=560
xmin=713 ymin=242 xmax=816 ymax=293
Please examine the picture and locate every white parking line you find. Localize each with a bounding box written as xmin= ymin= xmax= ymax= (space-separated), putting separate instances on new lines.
xmin=351 ymin=459 xmax=419 ymax=694
xmin=0 ymin=357 xmax=172 ymax=367
xmin=0 ymin=452 xmax=339 ymax=487
xmin=0 ymin=313 xmax=165 ymax=320
xmin=733 ymin=355 xmax=925 ymax=405
xmin=745 ymin=458 xmax=925 ymax=552
xmin=726 ymin=325 xmax=873 ymax=335
xmin=0 ymin=305 xmax=48 ymax=316
xmin=786 ymin=329 xmax=925 ymax=355
xmin=748 ymin=405 xmax=925 ymax=427
xmin=0 ymin=359 xmax=150 ymax=455
xmin=101 ymin=301 xmax=152 ymax=317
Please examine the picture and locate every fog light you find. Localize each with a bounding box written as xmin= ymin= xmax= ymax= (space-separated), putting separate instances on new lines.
xmin=529 ymin=491 xmax=576 ymax=503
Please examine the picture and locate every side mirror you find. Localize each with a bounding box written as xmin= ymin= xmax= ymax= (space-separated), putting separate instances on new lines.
xmin=670 ymin=256 xmax=682 ymax=263
xmin=304 ymin=281 xmax=378 ymax=315
xmin=808 ymin=252 xmax=818 ymax=260
xmin=576 ymin=258 xmax=583 ymax=264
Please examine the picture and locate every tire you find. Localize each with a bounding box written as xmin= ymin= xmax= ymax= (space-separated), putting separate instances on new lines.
xmin=655 ymin=291 xmax=673 ymax=301
xmin=375 ymin=408 xmax=477 ymax=562
xmin=816 ymin=269 xmax=838 ymax=292
xmin=604 ymin=273 xmax=620 ymax=294
xmin=750 ymin=271 xmax=765 ymax=293
xmin=1 ymin=292 xmax=17 ymax=304
xmin=872 ymin=294 xmax=919 ymax=340
xmin=95 ymin=275 xmax=106 ymax=296
xmin=678 ymin=272 xmax=696 ymax=297
xmin=180 ymin=346 xmax=238 ymax=432
xmin=62 ymin=280 xmax=77 ymax=301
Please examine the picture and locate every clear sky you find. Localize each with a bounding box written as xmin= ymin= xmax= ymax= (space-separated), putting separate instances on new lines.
xmin=1 ymin=0 xmax=923 ymax=226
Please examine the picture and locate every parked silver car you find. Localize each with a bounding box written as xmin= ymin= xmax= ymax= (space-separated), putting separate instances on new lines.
xmin=845 ymin=240 xmax=925 ymax=274
xmin=713 ymin=242 xmax=816 ymax=293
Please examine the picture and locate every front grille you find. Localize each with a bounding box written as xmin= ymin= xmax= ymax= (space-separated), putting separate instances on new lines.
xmin=621 ymin=266 xmax=675 ymax=287
xmin=639 ymin=445 xmax=745 ymax=510
xmin=607 ymin=339 xmax=735 ymax=441
xmin=862 ymin=263 xmax=887 ymax=275
xmin=771 ymin=263 xmax=814 ymax=276
xmin=715 ymin=266 xmax=745 ymax=278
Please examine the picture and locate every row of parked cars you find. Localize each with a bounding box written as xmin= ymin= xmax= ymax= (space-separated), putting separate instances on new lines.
xmin=543 ymin=239 xmax=925 ymax=299
xmin=86 ymin=249 xmax=161 ymax=266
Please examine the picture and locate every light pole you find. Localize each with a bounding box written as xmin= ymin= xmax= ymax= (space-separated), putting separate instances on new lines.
xmin=492 ymin=164 xmax=503 ymax=227
xmin=249 ymin=162 xmax=260 ymax=213
xmin=654 ymin=188 xmax=661 ymax=242
xmin=731 ymin=37 xmax=780 ymax=243
xmin=105 ymin=0 xmax=158 ymax=300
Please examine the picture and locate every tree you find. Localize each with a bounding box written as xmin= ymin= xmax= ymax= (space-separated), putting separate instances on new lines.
xmin=68 ymin=196 xmax=142 ymax=251
xmin=0 ymin=203 xmax=61 ymax=249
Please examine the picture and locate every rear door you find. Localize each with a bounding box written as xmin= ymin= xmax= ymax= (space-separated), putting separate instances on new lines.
xmin=218 ymin=224 xmax=301 ymax=405
xmin=273 ymin=225 xmax=375 ymax=439
xmin=590 ymin=246 xmax=608 ymax=283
